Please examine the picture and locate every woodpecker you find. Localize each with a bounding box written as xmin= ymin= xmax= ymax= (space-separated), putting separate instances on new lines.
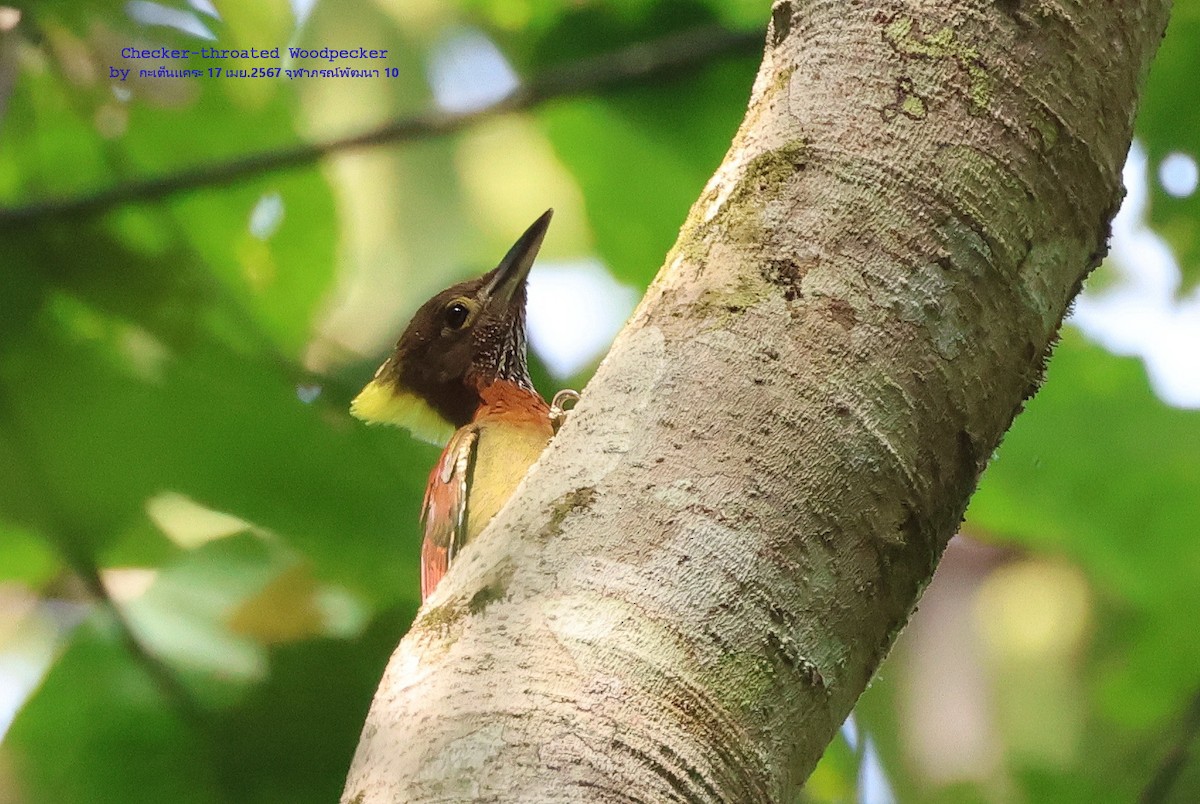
xmin=350 ymin=210 xmax=559 ymax=601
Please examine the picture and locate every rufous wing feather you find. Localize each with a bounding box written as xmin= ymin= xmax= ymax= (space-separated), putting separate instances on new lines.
xmin=420 ymin=538 xmax=448 ymax=602
xmin=419 ymin=425 xmax=478 ymax=601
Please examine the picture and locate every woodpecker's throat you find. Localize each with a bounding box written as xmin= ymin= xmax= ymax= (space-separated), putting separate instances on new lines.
xmin=350 ymin=210 xmax=552 ymax=444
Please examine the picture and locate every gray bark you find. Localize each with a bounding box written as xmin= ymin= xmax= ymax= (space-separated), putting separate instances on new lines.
xmin=342 ymin=1 xmax=1171 ymax=801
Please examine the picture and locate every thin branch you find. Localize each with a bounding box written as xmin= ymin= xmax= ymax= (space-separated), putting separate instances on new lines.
xmin=1141 ymin=688 xmax=1200 ymax=804
xmin=0 ymin=25 xmax=761 ymax=227
xmin=71 ymin=545 xmax=209 ymax=729
xmin=0 ymin=394 xmax=206 ymax=731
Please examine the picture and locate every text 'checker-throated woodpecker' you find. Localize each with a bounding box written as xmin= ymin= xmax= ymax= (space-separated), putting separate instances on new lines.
xmin=350 ymin=210 xmax=563 ymax=602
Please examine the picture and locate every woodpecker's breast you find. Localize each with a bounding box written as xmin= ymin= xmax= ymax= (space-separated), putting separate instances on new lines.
xmin=464 ymin=415 xmax=552 ymax=543
xmin=420 ymin=381 xmax=553 ymax=599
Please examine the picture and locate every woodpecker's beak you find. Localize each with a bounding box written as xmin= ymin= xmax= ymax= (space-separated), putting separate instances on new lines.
xmin=482 ymin=208 xmax=552 ymax=308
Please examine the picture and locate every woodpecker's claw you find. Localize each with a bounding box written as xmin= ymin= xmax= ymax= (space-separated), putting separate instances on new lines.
xmin=549 ymin=389 xmax=581 ymax=433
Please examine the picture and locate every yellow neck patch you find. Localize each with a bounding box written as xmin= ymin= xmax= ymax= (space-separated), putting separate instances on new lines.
xmin=350 ymin=379 xmax=455 ymax=446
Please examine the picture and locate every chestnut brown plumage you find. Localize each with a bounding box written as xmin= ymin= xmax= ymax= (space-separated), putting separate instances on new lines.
xmin=351 ymin=210 xmax=555 ymax=600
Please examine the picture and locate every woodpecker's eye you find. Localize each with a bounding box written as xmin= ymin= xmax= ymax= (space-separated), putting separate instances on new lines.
xmin=444 ymin=301 xmax=471 ymax=330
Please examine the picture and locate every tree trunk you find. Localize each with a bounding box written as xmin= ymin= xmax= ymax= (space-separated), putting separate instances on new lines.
xmin=342 ymin=1 xmax=1170 ymax=801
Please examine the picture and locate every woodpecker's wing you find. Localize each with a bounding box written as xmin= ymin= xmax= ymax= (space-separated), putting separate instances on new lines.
xmin=420 ymin=425 xmax=478 ymax=601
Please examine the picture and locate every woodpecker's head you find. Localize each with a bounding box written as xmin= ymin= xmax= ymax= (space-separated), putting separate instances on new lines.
xmin=350 ymin=209 xmax=552 ymax=444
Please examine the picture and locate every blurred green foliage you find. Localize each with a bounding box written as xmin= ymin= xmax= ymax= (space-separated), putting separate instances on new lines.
xmin=1140 ymin=5 xmax=1200 ymax=290
xmin=0 ymin=1 xmax=1197 ymax=803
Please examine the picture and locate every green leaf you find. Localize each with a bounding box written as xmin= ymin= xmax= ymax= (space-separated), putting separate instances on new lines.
xmin=6 ymin=604 xmax=411 ymax=804
xmin=1136 ymin=0 xmax=1200 ymax=290
xmin=6 ymin=617 xmax=225 ymax=804
xmin=539 ymin=56 xmax=757 ymax=286
xmin=0 ymin=520 xmax=58 ymax=585
xmin=966 ymin=329 xmax=1200 ymax=789
xmin=205 ymin=611 xmax=412 ymax=804
xmin=0 ymin=294 xmax=427 ymax=605
xmin=166 ymin=172 xmax=339 ymax=355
